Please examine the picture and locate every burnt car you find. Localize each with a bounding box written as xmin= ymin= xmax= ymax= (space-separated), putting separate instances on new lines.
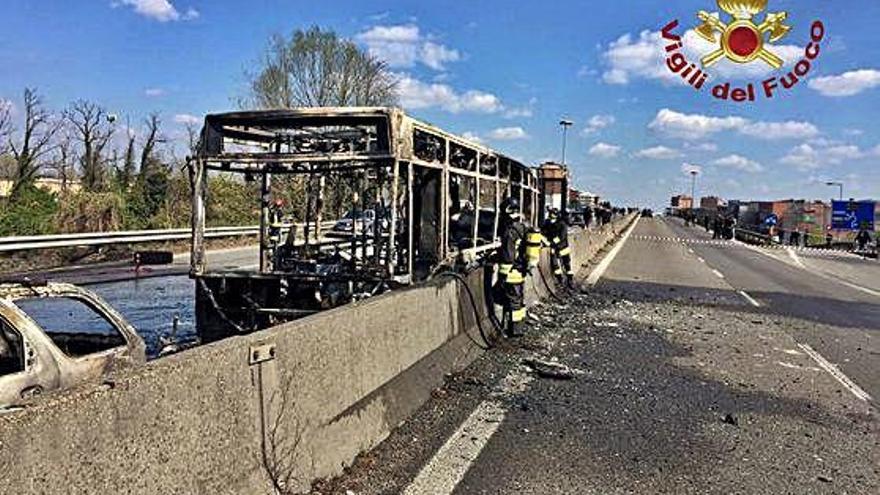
xmin=0 ymin=281 xmax=145 ymax=409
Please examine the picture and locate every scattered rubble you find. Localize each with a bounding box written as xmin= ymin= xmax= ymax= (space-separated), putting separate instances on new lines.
xmin=523 ymin=358 xmax=576 ymax=380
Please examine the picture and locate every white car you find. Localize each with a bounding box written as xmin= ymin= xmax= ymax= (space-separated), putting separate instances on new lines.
xmin=0 ymin=281 xmax=145 ymax=409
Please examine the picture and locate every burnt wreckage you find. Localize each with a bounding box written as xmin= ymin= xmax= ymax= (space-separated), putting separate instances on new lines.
xmin=190 ymin=108 xmax=539 ymax=342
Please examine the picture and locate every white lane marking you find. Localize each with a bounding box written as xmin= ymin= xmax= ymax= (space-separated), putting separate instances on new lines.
xmin=697 ymin=257 xmax=705 ymax=263
xmin=403 ymin=372 xmax=534 ymax=494
xmin=786 ymin=246 xmax=807 ymax=269
xmin=835 ymin=278 xmax=880 ymax=298
xmin=687 ymin=248 xmax=694 ymax=254
xmin=740 ymin=240 xmax=880 ymax=298
xmin=711 ymin=269 xmax=725 ymax=279
xmin=738 ymin=290 xmax=761 ymax=307
xmin=797 ymin=343 xmax=872 ymax=403
xmin=585 ymin=216 xmax=640 ymax=286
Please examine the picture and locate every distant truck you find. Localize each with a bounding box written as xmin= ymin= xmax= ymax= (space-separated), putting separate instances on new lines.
xmin=0 ymin=281 xmax=145 ymax=409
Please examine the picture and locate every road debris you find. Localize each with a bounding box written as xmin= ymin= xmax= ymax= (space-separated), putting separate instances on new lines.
xmin=523 ymin=358 xmax=576 ymax=380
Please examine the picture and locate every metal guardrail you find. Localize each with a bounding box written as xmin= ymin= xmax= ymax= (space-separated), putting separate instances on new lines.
xmin=0 ymin=222 xmax=336 ymax=253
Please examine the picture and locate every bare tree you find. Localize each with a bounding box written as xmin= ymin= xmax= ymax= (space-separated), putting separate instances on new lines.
xmin=139 ymin=113 xmax=165 ymax=172
xmin=48 ymin=125 xmax=77 ymax=193
xmin=9 ymin=88 xmax=59 ymax=198
xmin=119 ymin=121 xmax=137 ymax=187
xmin=65 ymin=99 xmax=115 ymax=191
xmin=184 ymin=122 xmax=200 ymax=158
xmin=0 ymin=98 xmax=11 ymax=155
xmin=246 ymin=26 xmax=398 ymax=109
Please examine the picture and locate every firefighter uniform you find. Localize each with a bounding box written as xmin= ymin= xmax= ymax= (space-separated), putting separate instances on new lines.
xmin=542 ymin=209 xmax=574 ymax=286
xmin=495 ymin=198 xmax=540 ymax=337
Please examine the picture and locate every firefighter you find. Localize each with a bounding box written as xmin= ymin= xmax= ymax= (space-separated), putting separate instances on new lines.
xmin=495 ymin=197 xmax=531 ymax=337
xmin=542 ymin=207 xmax=574 ymax=287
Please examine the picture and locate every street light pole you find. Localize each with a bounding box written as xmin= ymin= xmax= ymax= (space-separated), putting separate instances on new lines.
xmin=825 ymin=181 xmax=843 ymax=200
xmin=690 ymin=170 xmax=698 ymax=206
xmin=559 ymin=119 xmax=574 ymax=166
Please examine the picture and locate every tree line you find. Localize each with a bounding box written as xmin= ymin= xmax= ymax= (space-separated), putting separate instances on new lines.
xmin=0 ymin=26 xmax=397 ymax=237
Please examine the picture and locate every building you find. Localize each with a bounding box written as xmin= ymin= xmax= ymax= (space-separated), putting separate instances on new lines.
xmin=700 ymin=196 xmax=725 ymax=210
xmin=0 ymin=177 xmax=81 ymax=198
xmin=538 ymin=162 xmax=569 ymax=220
xmin=671 ymin=195 xmax=693 ymax=210
xmin=735 ymin=198 xmax=834 ymax=241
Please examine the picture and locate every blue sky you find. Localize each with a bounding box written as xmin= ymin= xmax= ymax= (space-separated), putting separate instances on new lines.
xmin=2 ymin=0 xmax=879 ymax=208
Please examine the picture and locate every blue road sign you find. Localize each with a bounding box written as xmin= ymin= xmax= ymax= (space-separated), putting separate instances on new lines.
xmin=831 ymin=200 xmax=875 ymax=231
xmin=763 ymin=214 xmax=778 ymax=226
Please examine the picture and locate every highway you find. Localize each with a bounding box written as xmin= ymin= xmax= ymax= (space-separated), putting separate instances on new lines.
xmin=661 ymin=217 xmax=880 ymax=402
xmin=317 ymin=216 xmax=880 ymax=494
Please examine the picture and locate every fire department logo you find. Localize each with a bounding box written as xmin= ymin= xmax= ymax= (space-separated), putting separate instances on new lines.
xmin=695 ymin=0 xmax=791 ymax=69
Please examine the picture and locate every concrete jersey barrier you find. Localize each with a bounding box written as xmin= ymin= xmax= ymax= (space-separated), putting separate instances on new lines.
xmin=0 ymin=214 xmax=636 ymax=494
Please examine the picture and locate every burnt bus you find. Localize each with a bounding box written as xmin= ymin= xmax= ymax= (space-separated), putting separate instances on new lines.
xmin=190 ymin=108 xmax=539 ymax=342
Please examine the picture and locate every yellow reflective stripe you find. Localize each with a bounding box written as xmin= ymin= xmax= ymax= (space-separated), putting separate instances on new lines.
xmin=498 ymin=263 xmax=512 ymax=275
xmin=506 ymin=269 xmax=524 ymax=284
xmin=553 ymin=237 xmax=561 ymax=244
xmin=567 ymin=270 xmax=576 ymax=276
xmin=511 ymin=308 xmax=527 ymax=322
xmin=526 ymin=232 xmax=543 ymax=246
xmin=559 ymin=247 xmax=572 ymax=256
xmin=554 ymin=268 xmax=563 ymax=275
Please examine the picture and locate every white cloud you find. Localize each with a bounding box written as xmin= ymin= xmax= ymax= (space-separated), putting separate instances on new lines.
xmin=461 ymin=131 xmax=484 ymax=145
xmin=396 ymin=74 xmax=503 ymax=114
xmin=684 ymin=142 xmax=718 ymax=152
xmin=600 ymin=28 xmax=802 ymax=85
xmin=843 ymin=128 xmax=864 ymax=137
xmin=712 ymin=154 xmax=764 ymax=173
xmin=144 ymin=88 xmax=165 ymax=97
xmin=420 ymin=42 xmax=461 ymax=71
xmin=115 ymin=0 xmax=198 ymax=22
xmin=367 ymin=11 xmax=390 ymax=22
xmin=173 ymin=113 xmax=200 ymax=125
xmin=649 ymin=108 xmax=747 ymax=140
xmin=739 ymin=121 xmax=820 ymax=140
xmin=808 ymin=69 xmax=880 ymax=97
xmin=357 ymin=24 xmax=460 ymax=71
xmin=577 ymin=65 xmax=598 ymax=78
xmin=633 ymin=145 xmax=681 ymax=160
xmin=779 ymin=142 xmax=868 ymax=171
xmin=649 ymin=108 xmax=818 ymax=141
xmin=503 ymin=107 xmax=532 ymax=119
xmin=581 ymin=114 xmax=616 ymax=135
xmin=681 ymin=162 xmax=702 ymax=176
xmin=488 ymin=127 xmax=528 ymax=140
xmin=503 ymin=98 xmax=536 ymax=119
xmin=588 ymin=142 xmax=622 ymax=158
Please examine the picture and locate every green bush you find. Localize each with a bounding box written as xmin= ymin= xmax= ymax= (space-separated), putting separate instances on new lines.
xmin=0 ymin=185 xmax=59 ymax=236
xmin=206 ymin=175 xmax=259 ymax=226
xmin=53 ymin=190 xmax=128 ymax=233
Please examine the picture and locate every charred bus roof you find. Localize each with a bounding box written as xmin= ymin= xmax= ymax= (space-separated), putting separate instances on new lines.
xmin=196 ymin=108 xmax=533 ymax=178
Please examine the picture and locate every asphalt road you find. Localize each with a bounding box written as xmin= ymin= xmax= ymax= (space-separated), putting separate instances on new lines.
xmin=317 ymin=216 xmax=879 ymax=495
xmin=660 ymin=217 xmax=880 ymax=402
xmin=2 ymin=245 xmax=259 ymax=285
